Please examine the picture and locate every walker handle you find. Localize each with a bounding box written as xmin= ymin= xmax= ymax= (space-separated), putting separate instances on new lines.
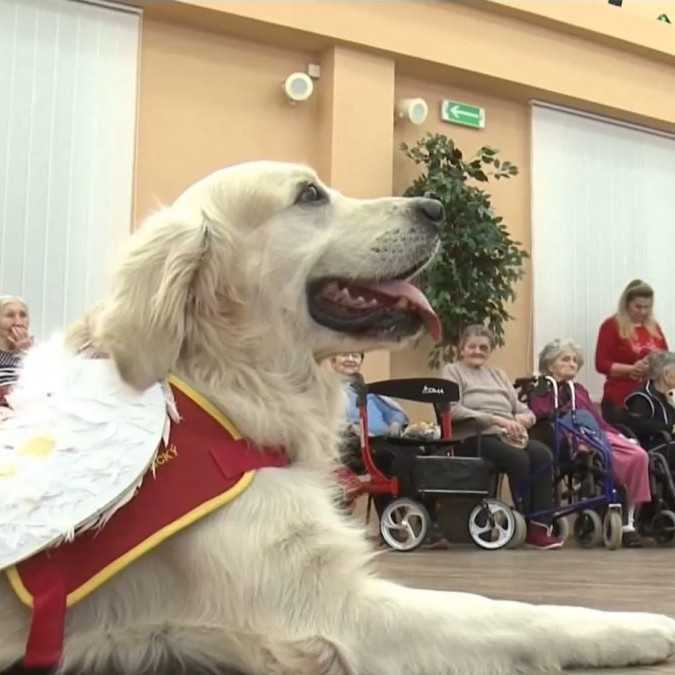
xmin=544 ymin=375 xmax=559 ymax=409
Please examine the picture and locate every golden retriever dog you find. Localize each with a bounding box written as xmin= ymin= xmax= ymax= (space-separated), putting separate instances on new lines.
xmin=1 ymin=161 xmax=675 ymax=675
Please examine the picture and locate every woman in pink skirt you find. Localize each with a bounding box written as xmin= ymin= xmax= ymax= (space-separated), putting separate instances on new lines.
xmin=529 ymin=338 xmax=651 ymax=548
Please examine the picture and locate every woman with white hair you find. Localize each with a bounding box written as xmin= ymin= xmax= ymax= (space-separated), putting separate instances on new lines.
xmin=624 ymin=351 xmax=675 ymax=450
xmin=0 ymin=295 xmax=32 ymax=406
xmin=530 ymin=338 xmax=651 ymax=547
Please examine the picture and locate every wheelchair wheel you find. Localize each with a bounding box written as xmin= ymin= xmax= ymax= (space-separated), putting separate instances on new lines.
xmin=603 ymin=510 xmax=623 ymax=550
xmin=380 ymin=498 xmax=431 ymax=552
xmin=468 ymin=499 xmax=516 ymax=550
xmin=573 ymin=509 xmax=602 ymax=548
xmin=653 ymin=509 xmax=675 ymax=546
xmin=506 ymin=510 xmax=527 ymax=549
xmin=552 ymin=516 xmax=570 ymax=541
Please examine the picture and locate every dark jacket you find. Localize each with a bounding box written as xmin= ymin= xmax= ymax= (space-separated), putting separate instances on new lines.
xmin=625 ymin=381 xmax=675 ymax=449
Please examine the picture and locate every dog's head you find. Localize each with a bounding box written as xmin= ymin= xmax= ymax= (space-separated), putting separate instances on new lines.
xmin=93 ymin=161 xmax=443 ymax=389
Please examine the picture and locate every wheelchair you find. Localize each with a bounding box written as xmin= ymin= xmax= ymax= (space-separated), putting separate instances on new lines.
xmin=341 ymin=378 xmax=523 ymax=552
xmin=616 ymin=414 xmax=675 ymax=546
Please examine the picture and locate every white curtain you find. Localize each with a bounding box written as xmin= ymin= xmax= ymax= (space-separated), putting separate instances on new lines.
xmin=531 ymin=103 xmax=675 ymax=400
xmin=0 ymin=0 xmax=140 ymax=338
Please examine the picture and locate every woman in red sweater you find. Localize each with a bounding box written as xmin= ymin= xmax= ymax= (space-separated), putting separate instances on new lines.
xmin=595 ymin=279 xmax=668 ymax=424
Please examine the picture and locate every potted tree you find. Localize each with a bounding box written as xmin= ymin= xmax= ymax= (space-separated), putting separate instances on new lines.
xmin=401 ymin=133 xmax=528 ymax=367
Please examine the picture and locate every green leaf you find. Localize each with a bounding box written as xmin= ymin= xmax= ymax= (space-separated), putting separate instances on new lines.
xmin=401 ymin=133 xmax=525 ymax=365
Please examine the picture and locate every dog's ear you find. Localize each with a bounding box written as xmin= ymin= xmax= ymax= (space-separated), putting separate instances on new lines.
xmin=95 ymin=208 xmax=236 ymax=390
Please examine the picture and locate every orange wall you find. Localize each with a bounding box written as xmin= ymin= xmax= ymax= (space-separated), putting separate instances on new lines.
xmin=622 ymin=0 xmax=675 ymax=19
xmin=481 ymin=0 xmax=675 ymax=54
xmin=134 ymin=16 xmax=319 ymax=223
xmin=392 ymin=77 xmax=532 ymax=384
xmin=316 ymin=46 xmax=396 ymax=383
xmin=162 ymin=1 xmax=675 ymax=131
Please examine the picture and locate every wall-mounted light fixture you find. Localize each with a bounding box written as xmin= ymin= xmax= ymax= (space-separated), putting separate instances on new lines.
xmin=396 ymin=98 xmax=429 ymax=125
xmin=283 ymin=72 xmax=314 ymax=103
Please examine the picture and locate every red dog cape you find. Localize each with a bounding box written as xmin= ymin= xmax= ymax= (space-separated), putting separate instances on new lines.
xmin=6 ymin=375 xmax=288 ymax=668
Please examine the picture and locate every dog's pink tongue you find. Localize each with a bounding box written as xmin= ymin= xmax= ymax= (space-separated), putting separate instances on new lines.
xmin=370 ymin=280 xmax=442 ymax=342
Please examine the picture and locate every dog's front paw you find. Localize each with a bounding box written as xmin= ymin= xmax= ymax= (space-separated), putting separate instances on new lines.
xmin=619 ymin=614 xmax=675 ymax=666
xmin=262 ymin=636 xmax=353 ymax=675
xmin=565 ymin=613 xmax=675 ymax=668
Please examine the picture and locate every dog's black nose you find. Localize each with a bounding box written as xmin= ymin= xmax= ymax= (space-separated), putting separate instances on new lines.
xmin=417 ymin=197 xmax=445 ymax=225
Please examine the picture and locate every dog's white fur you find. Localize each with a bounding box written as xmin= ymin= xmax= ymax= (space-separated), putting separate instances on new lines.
xmin=1 ymin=161 xmax=675 ymax=674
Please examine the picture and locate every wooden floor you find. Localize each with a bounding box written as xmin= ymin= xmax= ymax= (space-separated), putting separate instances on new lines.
xmin=376 ymin=544 xmax=675 ymax=674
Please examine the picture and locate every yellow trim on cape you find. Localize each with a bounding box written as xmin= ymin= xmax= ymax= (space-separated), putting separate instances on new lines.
xmin=168 ymin=375 xmax=241 ymax=440
xmin=7 ymin=374 xmax=251 ymax=608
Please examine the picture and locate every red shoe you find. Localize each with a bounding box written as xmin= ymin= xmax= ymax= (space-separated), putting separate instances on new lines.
xmin=525 ymin=521 xmax=564 ymax=550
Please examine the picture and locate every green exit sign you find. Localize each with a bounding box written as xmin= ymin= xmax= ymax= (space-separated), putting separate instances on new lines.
xmin=441 ymin=100 xmax=486 ymax=129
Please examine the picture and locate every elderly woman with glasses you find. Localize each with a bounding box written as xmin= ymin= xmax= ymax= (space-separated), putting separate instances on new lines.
xmin=530 ymin=338 xmax=651 ymax=547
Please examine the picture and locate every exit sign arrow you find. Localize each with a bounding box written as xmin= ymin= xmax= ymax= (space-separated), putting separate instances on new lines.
xmin=441 ymin=100 xmax=486 ymax=129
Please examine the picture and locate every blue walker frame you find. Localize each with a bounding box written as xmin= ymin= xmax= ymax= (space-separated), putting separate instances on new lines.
xmin=521 ymin=376 xmax=622 ymax=526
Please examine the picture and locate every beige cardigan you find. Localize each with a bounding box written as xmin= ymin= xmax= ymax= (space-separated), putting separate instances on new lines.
xmin=442 ymin=362 xmax=534 ymax=440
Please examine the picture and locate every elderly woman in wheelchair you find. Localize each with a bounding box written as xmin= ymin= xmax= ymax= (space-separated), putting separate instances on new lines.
xmin=443 ymin=325 xmax=563 ymax=550
xmin=330 ymin=352 xmax=408 ymax=474
xmin=624 ymin=351 xmax=675 ymax=449
xmin=622 ymin=351 xmax=675 ymax=544
xmin=530 ymin=339 xmax=651 ymax=548
xmin=331 ymin=350 xmax=504 ymax=552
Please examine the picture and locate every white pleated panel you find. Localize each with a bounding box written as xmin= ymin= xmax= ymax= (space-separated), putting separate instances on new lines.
xmin=531 ymin=104 xmax=675 ymax=400
xmin=0 ymin=0 xmax=140 ymax=338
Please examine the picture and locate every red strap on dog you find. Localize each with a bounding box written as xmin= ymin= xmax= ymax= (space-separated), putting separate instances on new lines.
xmin=23 ymin=563 xmax=66 ymax=668
xmin=209 ymin=440 xmax=287 ymax=478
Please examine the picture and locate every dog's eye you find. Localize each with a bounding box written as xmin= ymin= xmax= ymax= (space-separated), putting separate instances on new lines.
xmin=296 ymin=183 xmax=324 ymax=205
